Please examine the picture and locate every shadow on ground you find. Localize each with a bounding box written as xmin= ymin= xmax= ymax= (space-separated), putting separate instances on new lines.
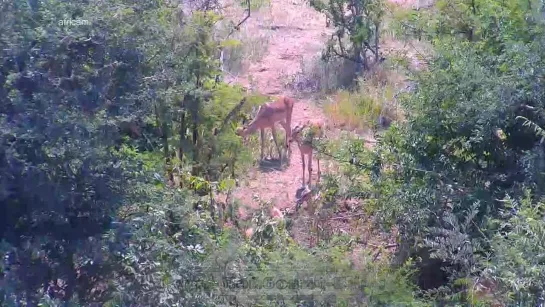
xmin=295 ymin=186 xmax=307 ymax=198
xmin=258 ymin=158 xmax=285 ymax=172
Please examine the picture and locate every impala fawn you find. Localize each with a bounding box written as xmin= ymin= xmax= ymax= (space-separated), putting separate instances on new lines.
xmin=236 ymin=96 xmax=295 ymax=162
xmin=290 ymin=120 xmax=325 ymax=188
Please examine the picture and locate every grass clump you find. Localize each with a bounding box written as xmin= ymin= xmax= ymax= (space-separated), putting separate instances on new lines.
xmin=324 ymin=65 xmax=404 ymax=131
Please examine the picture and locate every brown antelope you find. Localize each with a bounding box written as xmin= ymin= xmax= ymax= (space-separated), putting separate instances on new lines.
xmin=236 ymin=96 xmax=295 ymax=161
xmin=290 ymin=120 xmax=325 ymax=188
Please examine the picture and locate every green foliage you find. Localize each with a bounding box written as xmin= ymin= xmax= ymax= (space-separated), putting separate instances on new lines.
xmin=310 ymin=0 xmax=385 ymax=72
xmin=324 ymin=0 xmax=545 ymax=303
xmin=10 ymin=0 xmax=545 ymax=304
xmin=485 ymin=192 xmax=545 ymax=305
xmin=106 ymin=184 xmax=220 ymax=306
xmin=0 ymin=0 xmax=253 ymax=304
xmin=395 ymin=0 xmax=545 ymax=47
xmin=234 ymin=234 xmax=425 ymax=306
xmin=0 ymin=0 xmax=154 ymax=303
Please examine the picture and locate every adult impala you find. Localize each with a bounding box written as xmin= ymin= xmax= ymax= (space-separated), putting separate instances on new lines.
xmin=236 ymin=96 xmax=295 ymax=162
xmin=290 ymin=120 xmax=325 ymax=188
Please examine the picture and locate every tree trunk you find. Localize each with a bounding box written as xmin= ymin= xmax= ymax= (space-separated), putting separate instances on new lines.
xmin=469 ymin=0 xmax=476 ymax=41
xmin=155 ymin=102 xmax=172 ymax=182
xmin=354 ymin=45 xmax=364 ymax=77
xmin=162 ymin=118 xmax=170 ymax=166
xmin=209 ymin=183 xmax=216 ymax=223
xmin=192 ymin=122 xmax=198 ymax=157
xmin=62 ymin=249 xmax=76 ymax=305
xmin=207 ymin=128 xmax=219 ymax=180
xmin=191 ymin=121 xmax=200 ymax=175
xmin=374 ymin=22 xmax=380 ymax=63
xmin=178 ymin=110 xmax=186 ymax=164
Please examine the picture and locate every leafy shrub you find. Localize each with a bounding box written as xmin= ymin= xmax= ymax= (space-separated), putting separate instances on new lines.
xmin=485 ymin=192 xmax=545 ymax=305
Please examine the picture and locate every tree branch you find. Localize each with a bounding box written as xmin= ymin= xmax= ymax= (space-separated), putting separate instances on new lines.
xmin=226 ymin=0 xmax=251 ymax=38
xmin=330 ymin=43 xmax=361 ymax=63
xmin=218 ymin=97 xmax=247 ymax=133
xmin=217 ymin=0 xmax=251 ymax=80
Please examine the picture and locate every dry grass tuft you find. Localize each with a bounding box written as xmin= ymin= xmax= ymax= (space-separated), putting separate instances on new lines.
xmin=218 ymin=0 xmax=273 ymax=75
xmin=222 ymin=32 xmax=272 ymax=74
xmin=285 ymin=56 xmax=358 ymax=94
xmin=323 ymin=65 xmax=406 ymax=131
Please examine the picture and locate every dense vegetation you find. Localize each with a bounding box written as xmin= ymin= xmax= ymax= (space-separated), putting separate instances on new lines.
xmin=2 ymin=0 xmax=545 ymax=305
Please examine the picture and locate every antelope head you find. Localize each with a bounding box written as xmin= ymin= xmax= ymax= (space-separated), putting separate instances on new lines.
xmin=236 ymin=112 xmax=252 ymax=138
xmin=236 ymin=126 xmax=250 ymax=146
xmin=290 ymin=121 xmax=309 ymax=143
xmin=236 ymin=126 xmax=246 ymax=137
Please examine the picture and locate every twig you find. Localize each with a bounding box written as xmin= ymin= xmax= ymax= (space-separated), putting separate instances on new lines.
xmin=373 ymin=251 xmax=382 ymax=261
xmin=329 ymin=39 xmax=362 ymax=64
xmin=218 ymin=97 xmax=247 ymax=133
xmin=471 ymin=220 xmax=491 ymax=243
xmin=405 ymin=39 xmax=431 ymax=66
xmin=356 ymin=242 xmax=399 ymax=250
xmin=226 ymin=0 xmax=251 ymax=38
xmin=368 ymin=243 xmax=398 ymax=249
xmin=329 ymin=212 xmax=367 ymax=220
xmin=259 ymin=25 xmax=304 ymax=31
xmin=217 ymin=0 xmax=251 ymax=79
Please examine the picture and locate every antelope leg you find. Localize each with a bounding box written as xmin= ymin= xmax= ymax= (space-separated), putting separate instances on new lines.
xmin=317 ymin=155 xmax=321 ymax=183
xmin=308 ymin=149 xmax=313 ymax=187
xmin=278 ymin=120 xmax=291 ymax=160
xmin=271 ymin=125 xmax=282 ymax=160
xmin=301 ymin=150 xmax=306 ymax=187
xmin=260 ymin=128 xmax=265 ymax=161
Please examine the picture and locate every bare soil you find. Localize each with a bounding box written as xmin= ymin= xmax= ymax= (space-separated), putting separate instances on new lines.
xmin=222 ymin=0 xmax=334 ymax=216
xmin=221 ymin=0 xmax=421 ymax=253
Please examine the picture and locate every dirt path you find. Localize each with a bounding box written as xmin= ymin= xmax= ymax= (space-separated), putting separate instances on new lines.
xmin=221 ymin=0 xmax=333 ymax=216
